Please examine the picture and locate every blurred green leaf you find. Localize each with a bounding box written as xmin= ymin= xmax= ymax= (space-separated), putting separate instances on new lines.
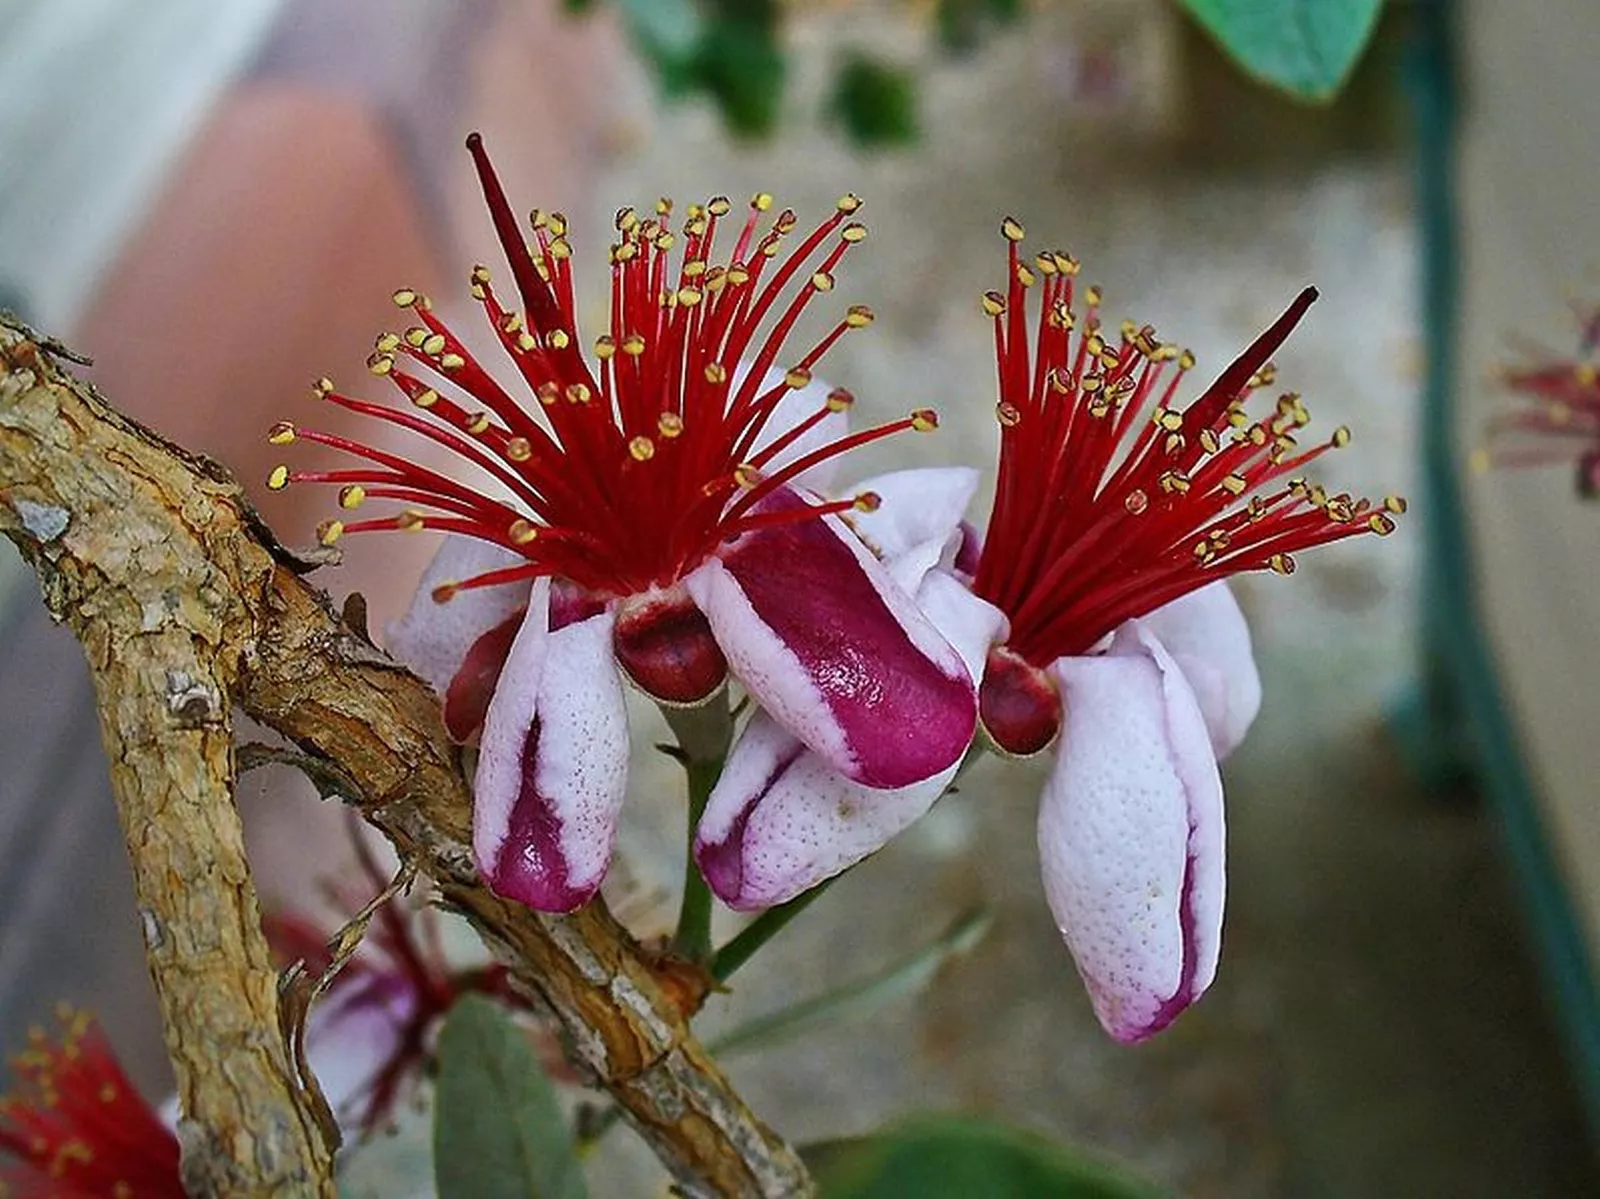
xmin=433 ymin=996 xmax=587 ymax=1199
xmin=692 ymin=0 xmax=787 ymax=137
xmin=805 ymin=1115 xmax=1165 ymax=1198
xmin=1178 ymin=0 xmax=1383 ymax=102
xmin=615 ymin=0 xmax=703 ymax=62
xmin=827 ymin=53 xmax=920 ymax=148
xmin=936 ymin=0 xmax=1025 ymax=56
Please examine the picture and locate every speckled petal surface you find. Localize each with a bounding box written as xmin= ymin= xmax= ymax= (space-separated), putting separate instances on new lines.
xmin=686 ymin=489 xmax=977 ymax=790
xmin=1142 ymin=581 xmax=1261 ymax=761
xmin=472 ymin=580 xmax=630 ymax=912
xmin=1039 ymin=621 xmax=1225 ymax=1043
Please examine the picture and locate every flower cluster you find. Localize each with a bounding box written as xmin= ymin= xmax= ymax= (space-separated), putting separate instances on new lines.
xmin=1476 ymin=302 xmax=1600 ymax=496
xmin=276 ymin=140 xmax=1402 ymax=1043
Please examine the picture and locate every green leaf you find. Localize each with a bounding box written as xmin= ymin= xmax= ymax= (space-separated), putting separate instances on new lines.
xmin=1178 ymin=0 xmax=1383 ymax=102
xmin=805 ymin=1115 xmax=1166 ymax=1198
xmin=692 ymin=2 xmax=787 ymax=138
xmin=935 ymin=0 xmax=1024 ymax=56
xmin=827 ymin=53 xmax=920 ymax=147
xmin=433 ymin=996 xmax=587 ymax=1199
xmin=614 ymin=0 xmax=703 ymax=62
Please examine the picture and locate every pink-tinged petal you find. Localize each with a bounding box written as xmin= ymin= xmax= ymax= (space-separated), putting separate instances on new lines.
xmin=1142 ymin=582 xmax=1261 ymax=761
xmin=953 ymin=519 xmax=983 ymax=580
xmin=745 ymin=364 xmax=850 ymax=491
xmin=845 ymin=466 xmax=981 ymax=562
xmin=386 ymin=535 xmax=530 ymax=697
xmin=443 ymin=612 xmax=523 ymax=742
xmin=686 ymin=488 xmax=977 ymax=789
xmin=473 ymin=581 xmax=630 ymax=912
xmin=1039 ymin=622 xmax=1225 ymax=1043
xmin=304 ymin=978 xmax=417 ymax=1128
xmin=696 ymin=569 xmax=1004 ymax=907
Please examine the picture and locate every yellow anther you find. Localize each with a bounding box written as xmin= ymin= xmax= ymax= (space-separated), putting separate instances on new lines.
xmin=537 ymin=381 xmax=560 ymax=406
xmin=1269 ymin=552 xmax=1297 ymax=575
xmin=410 ymin=387 xmax=438 ymax=411
xmin=431 ymin=581 xmax=460 ymax=604
xmin=708 ymin=196 xmax=732 ymax=217
xmin=1369 ymin=512 xmax=1397 ymax=535
xmin=727 ymin=266 xmax=750 ymax=286
xmin=629 ymin=435 xmax=656 ymax=462
xmin=367 ymin=353 xmax=394 ymax=376
xmin=396 ymin=510 xmax=426 ymax=532
xmin=1163 ymin=433 xmax=1186 ymax=455
xmin=505 ymin=437 xmax=533 ymax=462
xmin=752 ymin=192 xmax=774 ymax=212
xmin=267 ymin=421 xmax=297 ymax=446
xmin=439 ymin=352 xmax=465 ymax=370
xmin=339 ymin=485 xmax=366 ymax=509
xmin=616 ymin=205 xmax=638 ymax=232
xmin=613 ymin=241 xmax=638 ymax=264
xmin=910 ymin=408 xmax=939 ymax=432
xmin=1222 ymin=472 xmax=1249 ymax=496
xmin=472 ymin=264 xmax=493 ymax=284
xmin=734 ymin=463 xmax=762 ymax=489
xmin=1156 ymin=408 xmax=1184 ymax=432
xmin=566 ymin=383 xmax=592 ymax=405
xmin=1577 ymin=364 xmax=1597 ymax=386
xmin=391 ymin=287 xmax=418 ymax=308
xmin=658 ymin=412 xmax=684 ymax=438
xmin=622 ymin=334 xmax=646 ymax=356
xmin=996 ymin=402 xmax=1022 ymax=428
xmin=677 ymin=286 xmax=703 ymax=306
xmin=547 ymin=329 xmax=571 ymax=349
xmin=1332 ymin=425 xmax=1352 ymax=447
xmin=1035 ymin=253 xmax=1058 ymax=276
xmin=784 ymin=366 xmax=813 ymax=390
xmin=421 ymin=332 xmax=447 ymax=356
xmin=1016 ymin=263 xmax=1037 ymax=288
xmin=1159 ymin=470 xmax=1191 ymax=494
xmin=404 ymin=327 xmax=428 ymax=348
xmin=811 ymin=270 xmax=835 ymax=292
xmin=466 ymin=412 xmax=492 ymax=435
xmin=1001 ymin=216 xmax=1026 ymax=242
xmin=529 ymin=208 xmax=547 ymax=230
xmin=374 ymin=332 xmax=401 ymax=353
xmin=854 ymin=491 xmax=881 ymax=512
xmin=654 ymin=232 xmax=674 ymax=252
xmin=1199 ymin=428 xmax=1221 ymax=454
xmin=845 ymin=304 xmax=875 ymax=329
xmin=841 ymin=222 xmax=867 ymax=243
xmin=981 ymin=291 xmax=1006 ymax=317
xmin=1124 ymin=488 xmax=1149 ymax=515
xmin=1178 ymin=349 xmax=1197 ymax=371
xmin=317 ymin=520 xmax=344 ymax=546
xmin=547 ymin=212 xmax=569 ymax=237
xmin=682 ymin=258 xmax=707 ymax=278
xmin=1053 ymin=252 xmax=1080 ymax=275
xmin=508 ymin=519 xmax=539 ymax=545
xmin=837 ymin=193 xmax=863 ymax=214
xmin=827 ymin=387 xmax=855 ymax=413
xmin=1085 ymin=285 xmax=1103 ymax=307
xmin=312 ymin=376 xmax=334 ymax=398
xmin=705 ymin=362 xmax=728 ymax=385
xmin=266 ymin=465 xmax=290 ymax=491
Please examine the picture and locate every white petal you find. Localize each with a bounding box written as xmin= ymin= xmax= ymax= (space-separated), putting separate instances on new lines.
xmin=473 ymin=583 xmax=631 ymax=911
xmin=1142 ymin=582 xmax=1261 ymax=760
xmin=384 ymin=535 xmax=529 ymax=696
xmin=1039 ymin=622 xmax=1225 ymax=1043
xmin=846 ymin=466 xmax=981 ymax=562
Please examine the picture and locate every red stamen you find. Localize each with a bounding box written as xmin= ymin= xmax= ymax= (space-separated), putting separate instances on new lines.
xmin=277 ymin=140 xmax=914 ymax=600
xmin=972 ymin=224 xmax=1402 ymax=667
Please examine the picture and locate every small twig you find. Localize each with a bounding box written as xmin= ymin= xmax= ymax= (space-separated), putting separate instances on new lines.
xmin=0 ymin=317 xmax=812 ymax=1198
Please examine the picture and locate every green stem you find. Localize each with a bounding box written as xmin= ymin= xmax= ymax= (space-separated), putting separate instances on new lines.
xmin=665 ymin=695 xmax=733 ymax=962
xmin=711 ymin=881 xmax=830 ymax=981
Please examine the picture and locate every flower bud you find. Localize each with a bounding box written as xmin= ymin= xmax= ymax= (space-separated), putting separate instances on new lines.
xmin=978 ymin=645 xmax=1061 ymax=757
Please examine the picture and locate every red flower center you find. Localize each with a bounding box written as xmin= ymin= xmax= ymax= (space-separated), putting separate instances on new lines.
xmin=0 ymin=1007 xmax=183 ymax=1198
xmin=971 ymin=219 xmax=1404 ymax=669
xmin=268 ymin=134 xmax=933 ymax=602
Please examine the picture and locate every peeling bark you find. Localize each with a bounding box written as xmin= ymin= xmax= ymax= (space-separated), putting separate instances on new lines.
xmin=0 ymin=318 xmax=813 ymax=1197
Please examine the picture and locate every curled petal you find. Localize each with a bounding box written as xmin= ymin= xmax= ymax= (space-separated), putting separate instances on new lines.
xmin=386 ymin=535 xmax=531 ymax=737
xmin=697 ymin=570 xmax=1005 ymax=908
xmin=1040 ymin=622 xmax=1225 ymax=1043
xmin=845 ymin=466 xmax=981 ymax=562
xmin=746 ymin=365 xmax=850 ymax=491
xmin=687 ymin=489 xmax=977 ymax=790
xmin=473 ymin=581 xmax=630 ymax=912
xmin=1141 ymin=582 xmax=1261 ymax=760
